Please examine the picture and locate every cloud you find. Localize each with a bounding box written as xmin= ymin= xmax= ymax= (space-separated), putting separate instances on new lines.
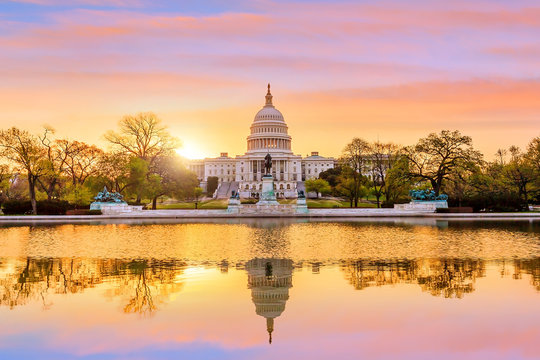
xmin=0 ymin=0 xmax=539 ymax=158
xmin=5 ymin=0 xmax=145 ymax=6
xmin=283 ymin=78 xmax=540 ymax=157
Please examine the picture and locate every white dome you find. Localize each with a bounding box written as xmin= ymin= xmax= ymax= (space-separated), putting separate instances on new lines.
xmin=246 ymin=84 xmax=293 ymax=154
xmin=254 ymin=106 xmax=284 ymax=123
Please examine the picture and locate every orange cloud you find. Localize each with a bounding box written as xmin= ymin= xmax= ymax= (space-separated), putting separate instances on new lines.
xmin=0 ymin=1 xmax=539 ymax=159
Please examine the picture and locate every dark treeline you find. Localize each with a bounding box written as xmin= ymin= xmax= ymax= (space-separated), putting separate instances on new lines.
xmin=0 ymin=112 xmax=201 ymax=214
xmin=318 ymin=130 xmax=540 ymax=211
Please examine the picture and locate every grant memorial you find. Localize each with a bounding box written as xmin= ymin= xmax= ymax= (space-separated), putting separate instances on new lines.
xmin=257 ymin=153 xmax=280 ymax=206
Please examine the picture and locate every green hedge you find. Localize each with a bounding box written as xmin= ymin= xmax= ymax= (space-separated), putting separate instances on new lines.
xmin=65 ymin=209 xmax=102 ymax=215
xmin=2 ymin=200 xmax=72 ymax=215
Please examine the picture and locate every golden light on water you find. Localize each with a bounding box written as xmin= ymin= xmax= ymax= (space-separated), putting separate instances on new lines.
xmin=0 ymin=220 xmax=538 ymax=358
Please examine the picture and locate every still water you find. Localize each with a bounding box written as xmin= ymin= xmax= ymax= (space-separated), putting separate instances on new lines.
xmin=0 ymin=218 xmax=538 ymax=359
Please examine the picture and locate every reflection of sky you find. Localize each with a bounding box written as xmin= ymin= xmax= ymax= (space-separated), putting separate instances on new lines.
xmin=0 ymin=264 xmax=538 ymax=359
xmin=1 ymin=1 xmax=540 ymax=158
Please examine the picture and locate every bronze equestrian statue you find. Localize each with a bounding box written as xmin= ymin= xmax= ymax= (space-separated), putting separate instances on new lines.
xmin=264 ymin=153 xmax=272 ymax=176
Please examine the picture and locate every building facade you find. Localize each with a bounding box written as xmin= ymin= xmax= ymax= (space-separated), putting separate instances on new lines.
xmin=189 ymin=85 xmax=335 ymax=198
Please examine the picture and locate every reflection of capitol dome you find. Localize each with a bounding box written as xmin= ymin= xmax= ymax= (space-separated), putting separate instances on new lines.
xmin=246 ymin=258 xmax=293 ymax=344
xmin=246 ymin=84 xmax=292 ymax=154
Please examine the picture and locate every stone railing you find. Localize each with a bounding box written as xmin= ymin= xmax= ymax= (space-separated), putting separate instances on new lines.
xmin=100 ymin=204 xmax=144 ymax=214
xmin=234 ymin=204 xmax=298 ymax=215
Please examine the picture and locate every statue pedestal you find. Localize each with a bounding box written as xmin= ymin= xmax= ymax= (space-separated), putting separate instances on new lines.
xmin=226 ymin=197 xmax=242 ymax=213
xmin=90 ymin=201 xmax=127 ymax=211
xmin=257 ymin=175 xmax=279 ymax=205
xmin=394 ymin=200 xmax=448 ymax=212
xmin=296 ymin=197 xmax=309 ymax=214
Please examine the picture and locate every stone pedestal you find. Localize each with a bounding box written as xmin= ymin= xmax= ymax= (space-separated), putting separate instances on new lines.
xmin=257 ymin=175 xmax=279 ymax=205
xmin=394 ymin=200 xmax=448 ymax=212
xmin=227 ymin=197 xmax=242 ymax=213
xmin=99 ymin=204 xmax=143 ymax=214
xmin=90 ymin=201 xmax=127 ymax=211
xmin=296 ymin=197 xmax=309 ymax=214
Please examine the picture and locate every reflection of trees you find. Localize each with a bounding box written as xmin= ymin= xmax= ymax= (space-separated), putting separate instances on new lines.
xmin=109 ymin=260 xmax=184 ymax=316
xmin=343 ymin=260 xmax=418 ymax=290
xmin=342 ymin=259 xmax=486 ymax=298
xmin=0 ymin=258 xmax=185 ymax=314
xmin=512 ymin=258 xmax=540 ymax=291
xmin=0 ymin=258 xmax=54 ymax=309
xmin=342 ymin=258 xmax=540 ymax=297
xmin=416 ymin=259 xmax=484 ymax=298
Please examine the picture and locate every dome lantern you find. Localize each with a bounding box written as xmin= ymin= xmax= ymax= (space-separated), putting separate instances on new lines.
xmin=265 ymin=83 xmax=273 ymax=107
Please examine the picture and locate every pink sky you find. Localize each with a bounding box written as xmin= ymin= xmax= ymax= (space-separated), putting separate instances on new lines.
xmin=1 ymin=0 xmax=539 ymax=158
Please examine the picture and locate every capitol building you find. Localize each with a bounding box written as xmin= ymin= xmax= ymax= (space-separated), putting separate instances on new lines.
xmin=189 ymin=85 xmax=335 ymax=198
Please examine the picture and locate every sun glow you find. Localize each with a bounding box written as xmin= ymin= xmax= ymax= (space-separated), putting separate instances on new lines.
xmin=176 ymin=141 xmax=207 ymax=160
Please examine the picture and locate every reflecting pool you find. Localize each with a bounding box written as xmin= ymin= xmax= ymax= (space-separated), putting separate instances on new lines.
xmin=0 ymin=219 xmax=538 ymax=359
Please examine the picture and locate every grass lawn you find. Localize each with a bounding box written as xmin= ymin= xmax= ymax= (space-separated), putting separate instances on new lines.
xmin=156 ymin=198 xmax=377 ymax=209
xmin=306 ymin=199 xmax=376 ymax=208
xmin=156 ymin=199 xmax=228 ymax=209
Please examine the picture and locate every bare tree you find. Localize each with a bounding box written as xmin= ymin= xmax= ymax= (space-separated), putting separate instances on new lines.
xmin=0 ymin=128 xmax=48 ymax=214
xmin=504 ymin=146 xmax=535 ymax=208
xmin=525 ymin=137 xmax=540 ymax=173
xmin=105 ymin=112 xmax=180 ymax=167
xmin=369 ymin=142 xmax=400 ymax=208
xmin=96 ymin=152 xmax=131 ymax=193
xmin=37 ymin=127 xmax=68 ymax=200
xmin=341 ymin=138 xmax=370 ymax=207
xmin=56 ymin=140 xmax=103 ymax=185
xmin=495 ymin=148 xmax=507 ymax=166
xmin=402 ymin=130 xmax=483 ymax=195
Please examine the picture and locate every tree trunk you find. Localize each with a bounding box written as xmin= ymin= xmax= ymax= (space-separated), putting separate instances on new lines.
xmin=47 ymin=179 xmax=57 ymax=201
xmin=430 ymin=179 xmax=439 ymax=195
xmin=28 ymin=175 xmax=37 ymax=215
xmin=152 ymin=197 xmax=157 ymax=210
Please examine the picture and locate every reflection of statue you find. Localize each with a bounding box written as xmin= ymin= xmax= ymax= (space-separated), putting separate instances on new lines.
xmin=246 ymin=258 xmax=293 ymax=344
xmin=264 ymin=153 xmax=272 ymax=176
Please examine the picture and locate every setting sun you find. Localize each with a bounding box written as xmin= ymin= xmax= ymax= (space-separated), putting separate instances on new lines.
xmin=176 ymin=140 xmax=207 ymax=160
